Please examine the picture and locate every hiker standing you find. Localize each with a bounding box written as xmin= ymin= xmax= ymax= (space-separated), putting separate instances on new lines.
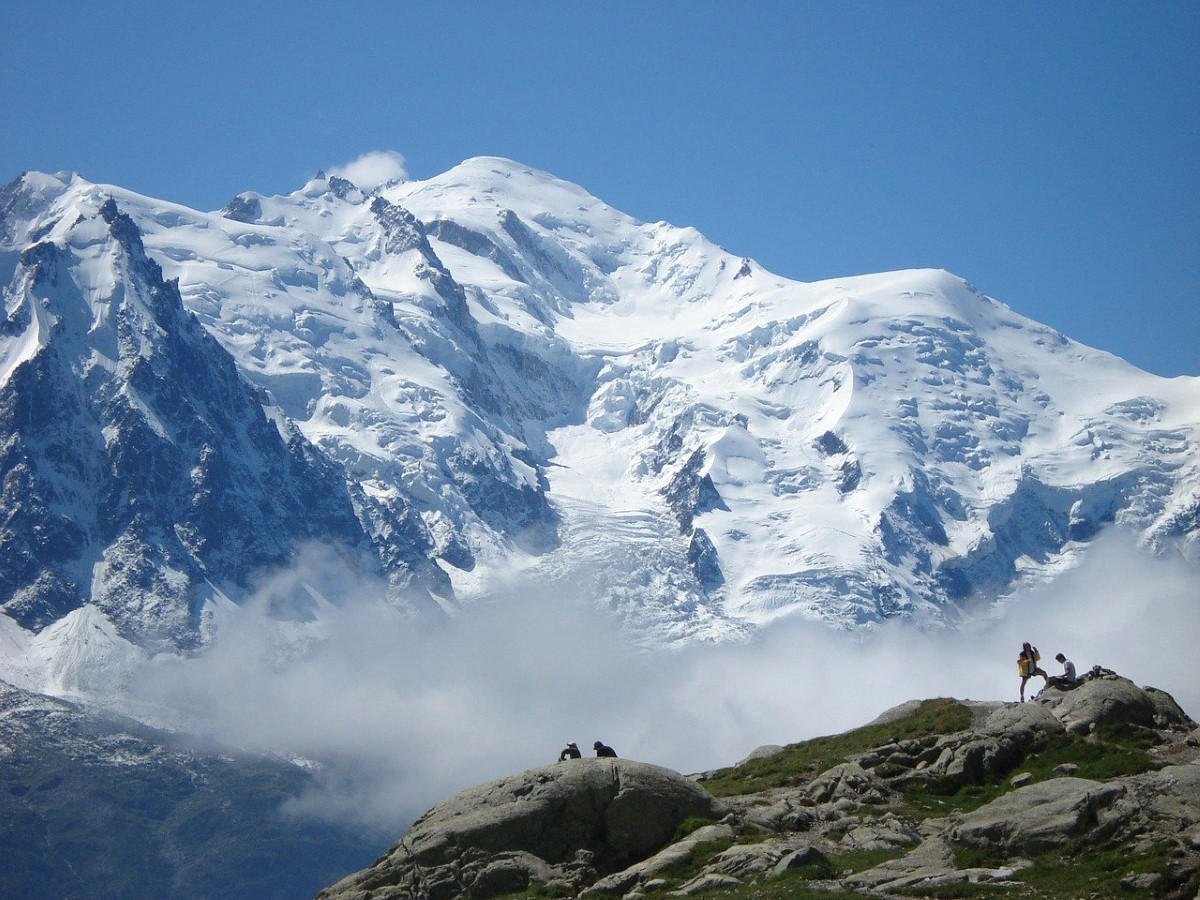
xmin=1018 ymin=642 xmax=1048 ymax=702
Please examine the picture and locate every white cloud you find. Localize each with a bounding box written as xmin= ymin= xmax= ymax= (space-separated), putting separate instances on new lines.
xmin=129 ymin=530 xmax=1200 ymax=836
xmin=328 ymin=150 xmax=409 ymax=191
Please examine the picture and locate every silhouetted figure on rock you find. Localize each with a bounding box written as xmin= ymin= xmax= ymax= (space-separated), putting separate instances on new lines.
xmin=558 ymin=742 xmax=581 ymax=761
xmin=593 ymin=741 xmax=617 ymax=758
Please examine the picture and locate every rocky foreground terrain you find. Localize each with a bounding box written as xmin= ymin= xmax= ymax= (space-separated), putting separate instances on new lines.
xmin=318 ymin=675 xmax=1200 ymax=899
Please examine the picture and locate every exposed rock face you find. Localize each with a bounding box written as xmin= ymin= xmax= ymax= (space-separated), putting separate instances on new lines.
xmin=0 ymin=194 xmax=445 ymax=650
xmin=859 ymin=701 xmax=1064 ymax=792
xmin=950 ymin=776 xmax=1128 ymax=856
xmin=318 ymin=682 xmax=1200 ymax=899
xmin=317 ymin=759 xmax=727 ymax=899
xmin=1036 ymin=673 xmax=1196 ymax=734
xmin=946 ymin=764 xmax=1200 ymax=864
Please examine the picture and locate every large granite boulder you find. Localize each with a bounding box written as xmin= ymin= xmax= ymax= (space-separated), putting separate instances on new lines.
xmin=1111 ymin=765 xmax=1200 ymax=843
xmin=946 ymin=765 xmax=1200 ymax=860
xmin=1036 ymin=676 xmax=1194 ymax=734
xmin=949 ymin=777 xmax=1128 ymax=856
xmin=317 ymin=758 xmax=727 ymax=900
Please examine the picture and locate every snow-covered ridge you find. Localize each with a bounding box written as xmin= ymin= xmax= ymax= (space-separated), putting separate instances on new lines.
xmin=1 ymin=157 xmax=1197 ymax=677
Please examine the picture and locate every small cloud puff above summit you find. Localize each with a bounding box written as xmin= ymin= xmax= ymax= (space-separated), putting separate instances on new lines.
xmin=328 ymin=150 xmax=408 ymax=191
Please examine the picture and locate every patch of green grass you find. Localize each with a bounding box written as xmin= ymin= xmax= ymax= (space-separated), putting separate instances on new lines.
xmin=508 ymin=835 xmax=1198 ymax=900
xmin=952 ymin=846 xmax=1009 ymax=870
xmin=827 ymin=846 xmax=908 ymax=875
xmin=516 ymin=882 xmax=575 ymax=899
xmin=673 ymin=814 xmax=721 ymax=841
xmin=1036 ymin=732 xmax=1161 ymax=780
xmin=992 ymin=841 xmax=1179 ymax=899
xmin=1093 ymin=721 xmax=1165 ymax=750
xmin=701 ymin=699 xmax=972 ymax=798
xmin=644 ymin=868 xmax=879 ymax=899
xmin=893 ymin=728 xmax=1163 ymax=822
xmin=899 ymin=882 xmax=1019 ymax=898
xmin=896 ymin=780 xmax=1004 ymax=819
xmin=1027 ymin=729 xmax=1158 ymax=782
xmin=901 ymin=828 xmax=1192 ymax=899
xmin=652 ymin=835 xmax=738 ymax=883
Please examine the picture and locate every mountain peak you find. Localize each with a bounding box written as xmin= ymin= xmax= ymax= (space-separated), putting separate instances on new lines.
xmin=1 ymin=157 xmax=1196 ymax=656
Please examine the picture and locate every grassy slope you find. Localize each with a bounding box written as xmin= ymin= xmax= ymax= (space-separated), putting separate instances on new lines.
xmin=509 ymin=698 xmax=1198 ymax=899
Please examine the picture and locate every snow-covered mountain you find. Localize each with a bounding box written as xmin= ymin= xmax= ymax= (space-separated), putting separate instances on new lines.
xmin=2 ymin=157 xmax=1198 ymax=664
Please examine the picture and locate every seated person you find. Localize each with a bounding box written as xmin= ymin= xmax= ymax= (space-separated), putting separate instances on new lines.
xmin=558 ymin=742 xmax=581 ymax=761
xmin=1045 ymin=653 xmax=1080 ymax=690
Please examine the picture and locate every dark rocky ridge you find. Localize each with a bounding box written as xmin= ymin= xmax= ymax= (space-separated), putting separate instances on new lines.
xmin=0 ymin=680 xmax=381 ymax=900
xmin=0 ymin=194 xmax=446 ymax=650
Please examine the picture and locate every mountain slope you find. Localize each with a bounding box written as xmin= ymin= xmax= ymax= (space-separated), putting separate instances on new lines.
xmin=1 ymin=159 xmax=1197 ymax=658
xmin=0 ymin=680 xmax=380 ymax=900
xmin=0 ymin=175 xmax=448 ymax=652
xmin=376 ymin=160 xmax=1199 ymax=630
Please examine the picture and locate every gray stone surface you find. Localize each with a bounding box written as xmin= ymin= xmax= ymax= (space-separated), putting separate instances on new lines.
xmin=884 ymin=701 xmax=1063 ymax=792
xmin=582 ymin=824 xmax=735 ymax=896
xmin=318 ymin=685 xmax=1200 ymax=899
xmin=318 ymin=759 xmax=726 ymax=900
xmin=1036 ymin=676 xmax=1191 ymax=734
xmin=950 ymin=777 xmax=1127 ymax=856
xmin=842 ymin=836 xmax=960 ymax=891
xmin=840 ymin=814 xmax=923 ymax=851
xmin=737 ymin=744 xmax=785 ymax=764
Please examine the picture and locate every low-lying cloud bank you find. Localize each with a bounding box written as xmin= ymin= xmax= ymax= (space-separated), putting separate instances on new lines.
xmin=131 ymin=531 xmax=1199 ymax=835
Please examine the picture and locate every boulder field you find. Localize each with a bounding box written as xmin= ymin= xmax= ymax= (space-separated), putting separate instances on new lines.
xmin=318 ymin=675 xmax=1200 ymax=898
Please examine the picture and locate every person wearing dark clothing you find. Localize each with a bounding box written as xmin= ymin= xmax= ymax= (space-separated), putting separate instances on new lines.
xmin=593 ymin=741 xmax=617 ymax=758
xmin=558 ymin=742 xmax=581 ymax=761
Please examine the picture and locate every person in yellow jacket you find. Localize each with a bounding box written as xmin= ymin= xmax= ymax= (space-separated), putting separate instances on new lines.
xmin=1018 ymin=641 xmax=1048 ymax=702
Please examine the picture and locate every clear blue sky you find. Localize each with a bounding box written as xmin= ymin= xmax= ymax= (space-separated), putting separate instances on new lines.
xmin=3 ymin=1 xmax=1196 ymax=376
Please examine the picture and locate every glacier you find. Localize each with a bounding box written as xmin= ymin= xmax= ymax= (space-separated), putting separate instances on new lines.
xmin=0 ymin=156 xmax=1197 ymax=676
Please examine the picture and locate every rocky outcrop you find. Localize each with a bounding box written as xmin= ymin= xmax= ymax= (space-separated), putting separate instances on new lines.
xmin=878 ymin=701 xmax=1064 ymax=792
xmin=1035 ymin=673 xmax=1196 ymax=734
xmin=949 ymin=776 xmax=1128 ymax=856
xmin=0 ymin=198 xmax=415 ymax=651
xmin=318 ymin=681 xmax=1200 ymax=899
xmin=317 ymin=759 xmax=727 ymax=900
